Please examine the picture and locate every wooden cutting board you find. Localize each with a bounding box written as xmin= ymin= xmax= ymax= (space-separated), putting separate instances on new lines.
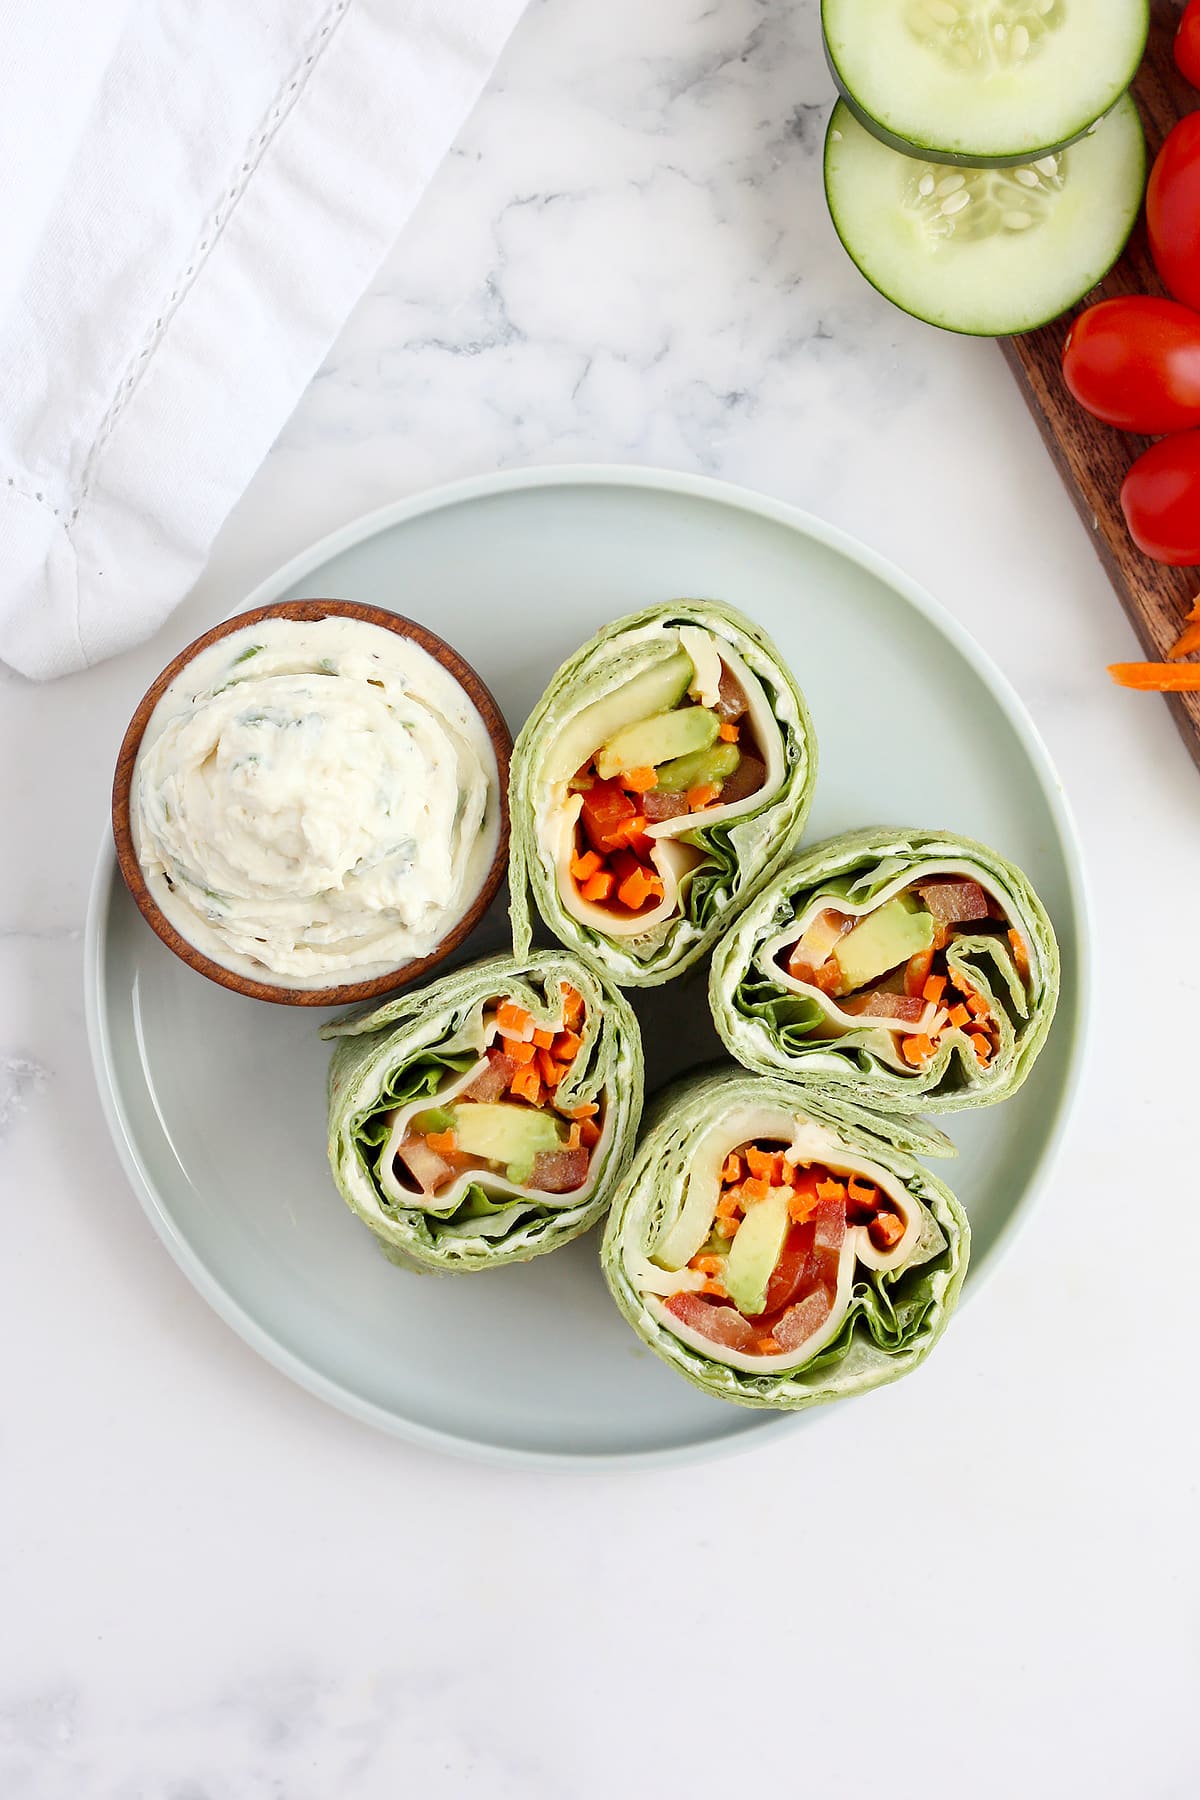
xmin=999 ymin=0 xmax=1200 ymax=769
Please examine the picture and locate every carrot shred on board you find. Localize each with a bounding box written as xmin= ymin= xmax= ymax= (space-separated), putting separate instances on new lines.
xmin=687 ymin=783 xmax=720 ymax=811
xmin=510 ymin=1066 xmax=543 ymax=1105
xmin=718 ymin=722 xmax=739 ymax=742
xmin=1109 ymin=661 xmax=1200 ymax=691
xmin=922 ymin=974 xmax=947 ymax=1005
xmin=570 ymin=849 xmax=602 ymax=882
xmin=1167 ymin=597 xmax=1200 ymax=660
xmin=902 ymin=1034 xmax=935 ymax=1066
xmin=622 ymin=766 xmax=659 ymax=793
xmin=581 ymin=869 xmax=615 ymax=902
xmin=425 ymin=1131 xmax=457 ymax=1154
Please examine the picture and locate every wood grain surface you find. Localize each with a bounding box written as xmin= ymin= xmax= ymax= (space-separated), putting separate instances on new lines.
xmin=999 ymin=0 xmax=1200 ymax=768
xmin=111 ymin=599 xmax=513 ymax=1007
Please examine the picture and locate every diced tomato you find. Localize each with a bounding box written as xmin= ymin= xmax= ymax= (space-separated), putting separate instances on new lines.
xmin=758 ymin=1221 xmax=814 ymax=1316
xmin=642 ymin=788 xmax=689 ymax=823
xmin=529 ymin=1147 xmax=590 ymax=1192
xmin=714 ymin=667 xmax=749 ymax=721
xmin=664 ymin=1291 xmax=758 ymax=1350
xmin=714 ymin=752 xmax=765 ymax=807
xmin=579 ymin=779 xmax=638 ymax=853
xmin=841 ymin=990 xmax=926 ymax=1023
xmin=771 ymin=1287 xmax=833 ymax=1352
xmin=461 ymin=1048 xmax=516 ymax=1102
xmin=396 ymin=1139 xmax=453 ymax=1193
xmin=917 ymin=880 xmax=989 ymax=925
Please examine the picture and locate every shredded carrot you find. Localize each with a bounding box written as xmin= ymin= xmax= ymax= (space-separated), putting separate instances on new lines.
xmin=565 ymin=1101 xmax=599 ymax=1119
xmin=701 ymin=1279 xmax=729 ymax=1299
xmin=847 ymin=1176 xmax=878 ymax=1208
xmin=565 ymin=1123 xmax=582 ymax=1151
xmin=537 ymin=1049 xmax=565 ymax=1088
xmin=721 ymin=1153 xmax=744 ymax=1185
xmin=1167 ymin=597 xmax=1200 ymax=660
xmin=902 ymin=1034 xmax=935 ymax=1066
xmin=560 ymin=984 xmax=584 ymax=1028
xmin=947 ymin=1003 xmax=970 ymax=1030
xmin=579 ymin=1117 xmax=602 ymax=1148
xmin=714 ymin=1217 xmax=739 ymax=1239
xmin=622 ymin=766 xmax=658 ymax=793
xmin=922 ymin=974 xmax=947 ymax=1005
xmin=510 ymin=1066 xmax=543 ymax=1105
xmin=570 ymin=849 xmax=602 ymax=882
xmin=1008 ymin=929 xmax=1031 ymax=984
xmin=581 ymin=869 xmax=615 ymax=902
xmin=967 ymin=994 xmax=990 ymax=1020
xmin=969 ymin=1031 xmax=991 ymax=1066
xmin=816 ymin=1178 xmax=847 ymax=1203
xmin=746 ymin=1146 xmax=782 ymax=1183
xmin=617 ymin=866 xmax=661 ymax=910
xmin=506 ymin=1037 xmax=536 ymax=1066
xmin=553 ymin=1029 xmax=582 ymax=1063
xmin=497 ymin=1002 xmax=534 ymax=1038
xmin=690 ymin=1255 xmax=726 ymax=1275
xmin=715 ymin=1192 xmax=743 ymax=1219
xmin=1109 ymin=661 xmax=1200 ymax=691
xmin=531 ymin=1027 xmax=555 ymax=1050
xmin=755 ymin=1337 xmax=780 ymax=1355
xmin=788 ymin=1190 xmax=817 ymax=1223
xmin=718 ymin=722 xmax=739 ymax=742
xmin=608 ymin=814 xmax=648 ymax=848
xmin=739 ymin=1176 xmax=769 ymax=1206
xmin=687 ymin=783 xmax=719 ymax=811
xmin=425 ymin=1130 xmax=457 ymax=1155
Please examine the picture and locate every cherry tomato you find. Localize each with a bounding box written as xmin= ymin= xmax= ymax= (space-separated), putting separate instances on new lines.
xmin=1148 ymin=114 xmax=1200 ymax=313
xmin=1062 ymin=297 xmax=1200 ymax=433
xmin=1121 ymin=430 xmax=1200 ymax=564
xmin=1176 ymin=0 xmax=1200 ymax=89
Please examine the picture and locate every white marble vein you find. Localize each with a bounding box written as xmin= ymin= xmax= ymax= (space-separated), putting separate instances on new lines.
xmin=1 ymin=0 xmax=1198 ymax=1795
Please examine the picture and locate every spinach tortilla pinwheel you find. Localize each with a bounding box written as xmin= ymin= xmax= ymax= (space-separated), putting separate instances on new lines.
xmin=508 ymin=601 xmax=817 ymax=986
xmin=601 ymin=1069 xmax=968 ymax=1410
xmin=709 ymin=827 xmax=1059 ymax=1112
xmin=323 ymin=951 xmax=643 ymax=1271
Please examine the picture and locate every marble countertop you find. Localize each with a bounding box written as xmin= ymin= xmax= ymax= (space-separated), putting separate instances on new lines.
xmin=3 ymin=1 xmax=1197 ymax=1795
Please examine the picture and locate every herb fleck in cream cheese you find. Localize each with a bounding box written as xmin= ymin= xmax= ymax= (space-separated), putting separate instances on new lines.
xmin=132 ymin=616 xmax=501 ymax=987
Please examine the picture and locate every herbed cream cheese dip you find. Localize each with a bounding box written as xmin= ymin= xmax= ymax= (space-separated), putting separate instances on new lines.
xmin=131 ymin=615 xmax=503 ymax=988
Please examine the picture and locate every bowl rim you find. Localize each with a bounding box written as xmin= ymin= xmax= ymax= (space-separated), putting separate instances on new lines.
xmin=110 ymin=596 xmax=513 ymax=1007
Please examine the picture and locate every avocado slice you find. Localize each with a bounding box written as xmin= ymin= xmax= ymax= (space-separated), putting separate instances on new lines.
xmin=832 ymin=897 xmax=934 ymax=996
xmin=410 ymin=1105 xmax=456 ymax=1136
xmin=724 ymin=1186 xmax=791 ymax=1316
xmin=596 ymin=704 xmax=719 ymax=781
xmin=654 ymin=741 xmax=740 ymax=795
xmin=448 ymin=1103 xmax=562 ymax=1175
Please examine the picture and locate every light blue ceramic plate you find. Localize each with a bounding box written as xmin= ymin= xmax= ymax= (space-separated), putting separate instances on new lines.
xmin=85 ymin=467 xmax=1089 ymax=1468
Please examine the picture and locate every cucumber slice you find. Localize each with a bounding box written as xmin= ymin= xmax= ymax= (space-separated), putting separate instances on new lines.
xmin=822 ymin=0 xmax=1148 ymax=167
xmin=823 ymin=96 xmax=1145 ymax=338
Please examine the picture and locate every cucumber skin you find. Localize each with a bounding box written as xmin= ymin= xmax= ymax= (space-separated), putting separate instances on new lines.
xmin=822 ymin=99 xmax=1146 ymax=339
xmin=820 ymin=2 xmax=1148 ymax=170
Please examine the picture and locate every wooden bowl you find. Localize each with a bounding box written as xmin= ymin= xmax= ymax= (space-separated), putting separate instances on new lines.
xmin=112 ymin=598 xmax=512 ymax=1007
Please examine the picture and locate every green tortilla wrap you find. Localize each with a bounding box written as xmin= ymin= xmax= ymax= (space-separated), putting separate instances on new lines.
xmin=709 ymin=827 xmax=1059 ymax=1112
xmin=601 ymin=1069 xmax=968 ymax=1411
xmin=323 ymin=951 xmax=643 ymax=1271
xmin=509 ymin=601 xmax=817 ymax=986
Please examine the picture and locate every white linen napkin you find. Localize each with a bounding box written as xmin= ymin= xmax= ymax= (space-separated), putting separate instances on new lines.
xmin=0 ymin=0 xmax=527 ymax=680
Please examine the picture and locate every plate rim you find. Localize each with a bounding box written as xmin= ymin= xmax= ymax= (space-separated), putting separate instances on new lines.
xmin=83 ymin=462 xmax=1093 ymax=1471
